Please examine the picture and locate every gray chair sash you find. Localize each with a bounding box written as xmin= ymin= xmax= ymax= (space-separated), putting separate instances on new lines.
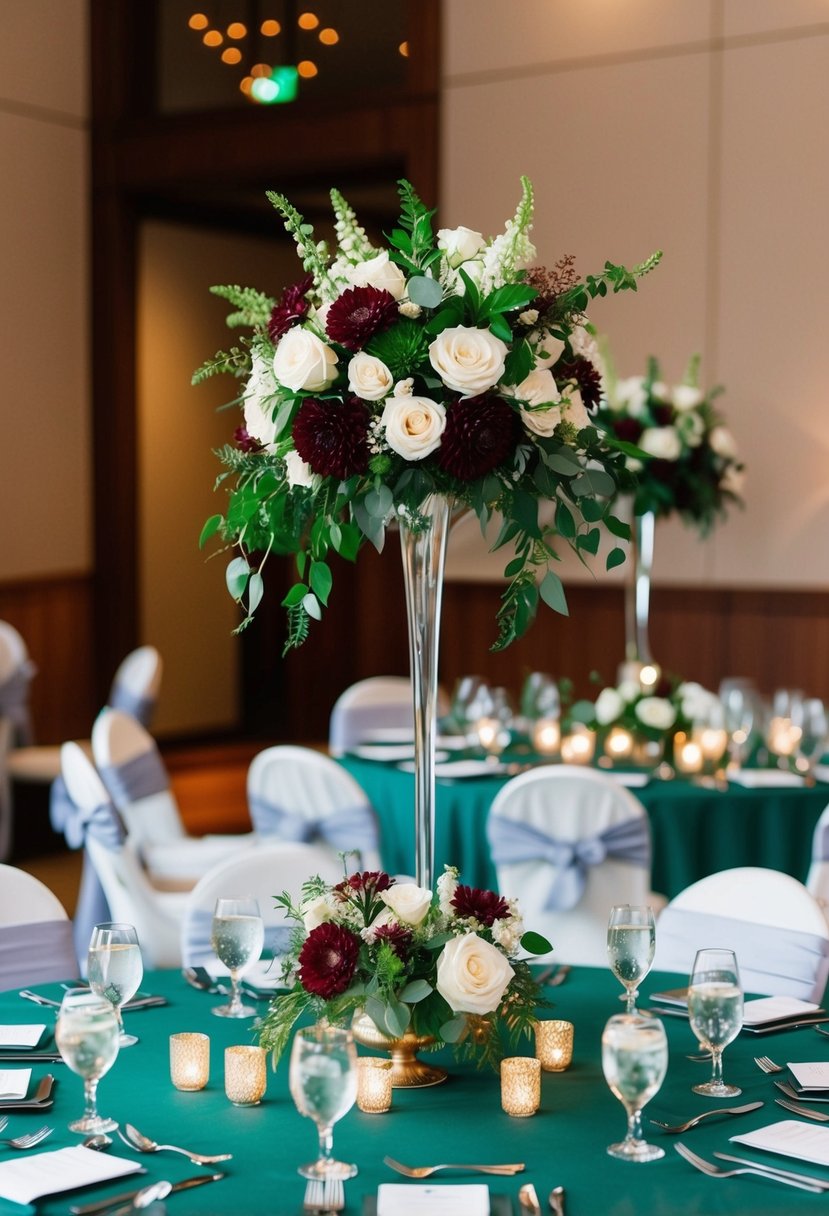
xmin=98 ymin=749 xmax=168 ymax=807
xmin=108 ymin=686 xmax=155 ymax=728
xmin=181 ymin=907 xmax=294 ymax=968
xmin=329 ymin=702 xmax=412 ymax=754
xmin=487 ymin=813 xmax=650 ymax=911
xmin=249 ymin=796 xmax=378 ymax=856
xmin=0 ymin=662 xmax=36 ymax=746
xmin=0 ymin=919 xmax=77 ymax=988
xmin=655 ymin=907 xmax=829 ymax=1002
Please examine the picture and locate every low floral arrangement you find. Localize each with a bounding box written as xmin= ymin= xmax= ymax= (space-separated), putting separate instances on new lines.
xmin=259 ymin=866 xmax=551 ymax=1070
xmin=570 ymin=674 xmax=721 ymax=740
xmin=196 ymin=177 xmax=661 ymax=652
xmin=595 ymin=355 xmax=744 ymax=532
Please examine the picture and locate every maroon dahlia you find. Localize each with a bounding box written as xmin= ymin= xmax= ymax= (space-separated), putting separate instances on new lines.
xmin=374 ymin=923 xmax=414 ymax=959
xmin=267 ymin=273 xmax=314 ymax=343
xmin=297 ymin=923 xmax=361 ymax=999
xmin=436 ymin=393 xmax=519 ymax=482
xmin=292 ymin=396 xmax=370 ymax=479
xmin=651 ymin=402 xmax=674 ymax=427
xmin=233 ymin=424 xmax=259 ymax=453
xmin=334 ymin=871 xmax=394 ymax=900
xmin=557 ymin=357 xmax=603 ymax=412
xmin=451 ymin=884 xmax=510 ymax=927
xmin=326 ymin=285 xmax=398 ymax=351
xmin=612 ymin=416 xmax=643 ymax=444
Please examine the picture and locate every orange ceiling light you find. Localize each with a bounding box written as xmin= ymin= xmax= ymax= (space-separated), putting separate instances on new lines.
xmin=188 ymin=13 xmax=209 ymax=30
xmin=226 ymin=21 xmax=247 ymax=39
xmin=203 ymin=29 xmax=223 ymax=47
xmin=319 ymin=27 xmax=339 ymax=46
xmin=221 ymin=47 xmax=242 ymax=64
xmin=297 ymin=59 xmax=318 ymax=78
xmin=261 ymin=19 xmax=281 ymax=36
xmin=239 ymin=75 xmax=254 ymax=95
xmin=298 ymin=12 xmax=320 ymax=30
xmin=251 ymin=62 xmax=272 ymax=78
xmin=398 ymin=41 xmax=410 ymax=57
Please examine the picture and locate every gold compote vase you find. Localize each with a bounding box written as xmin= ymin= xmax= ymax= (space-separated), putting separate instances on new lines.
xmin=351 ymin=1011 xmax=447 ymax=1089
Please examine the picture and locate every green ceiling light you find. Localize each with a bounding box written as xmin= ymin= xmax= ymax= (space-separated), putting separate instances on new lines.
xmin=251 ymin=64 xmax=298 ymax=104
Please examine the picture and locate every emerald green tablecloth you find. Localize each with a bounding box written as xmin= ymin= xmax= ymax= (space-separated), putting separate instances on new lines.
xmin=2 ymin=968 xmax=829 ymax=1215
xmin=340 ymin=757 xmax=829 ymax=898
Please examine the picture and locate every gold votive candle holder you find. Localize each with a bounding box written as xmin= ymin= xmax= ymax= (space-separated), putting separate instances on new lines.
xmin=535 ymin=1020 xmax=574 ymax=1072
xmin=560 ymin=726 xmax=596 ymax=765
xmin=532 ymin=717 xmax=561 ymax=757
xmin=500 ymin=1056 xmax=541 ymax=1117
xmin=356 ymin=1057 xmax=393 ymax=1114
xmin=169 ymin=1032 xmax=210 ymax=1091
xmin=224 ymin=1045 xmax=267 ymax=1106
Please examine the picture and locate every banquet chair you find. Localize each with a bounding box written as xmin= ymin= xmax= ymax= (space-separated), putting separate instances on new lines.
xmin=806 ymin=803 xmax=829 ymax=916
xmin=0 ymin=863 xmax=77 ymax=988
xmin=247 ymin=745 xmax=382 ymax=871
xmin=653 ymin=867 xmax=829 ymax=1002
xmin=0 ymin=621 xmax=36 ymax=747
xmin=180 ymin=841 xmax=343 ymax=968
xmin=59 ymin=741 xmax=185 ymax=969
xmin=328 ymin=676 xmax=450 ymax=758
xmin=486 ymin=766 xmax=661 ymax=966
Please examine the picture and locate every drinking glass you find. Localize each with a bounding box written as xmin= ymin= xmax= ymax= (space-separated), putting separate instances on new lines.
xmin=55 ymin=991 xmax=120 ymax=1134
xmin=687 ymin=947 xmax=743 ymax=1097
xmin=210 ymin=896 xmax=265 ymax=1017
xmin=720 ymin=683 xmax=755 ymax=773
xmin=602 ymin=1013 xmax=668 ymax=1162
xmin=87 ymin=922 xmax=144 ymax=1047
xmin=289 ymin=1025 xmax=358 ymax=1180
xmin=793 ymin=698 xmax=829 ymax=780
xmin=607 ymin=905 xmax=655 ymax=1014
xmin=520 ymin=672 xmax=560 ymax=721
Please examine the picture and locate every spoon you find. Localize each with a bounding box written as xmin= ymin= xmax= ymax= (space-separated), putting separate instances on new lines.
xmin=121 ymin=1123 xmax=232 ymax=1165
xmin=83 ymin=1134 xmax=112 ymax=1150
xmin=518 ymin=1183 xmax=542 ymax=1215
xmin=549 ymin=1185 xmax=565 ymax=1215
xmin=106 ymin=1180 xmax=172 ymax=1216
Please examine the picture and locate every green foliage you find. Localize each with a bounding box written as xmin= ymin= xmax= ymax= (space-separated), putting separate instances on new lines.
xmin=366 ymin=318 xmax=429 ymax=381
xmin=210 ymin=284 xmax=274 ymax=329
xmin=191 ymin=346 xmax=250 ymax=385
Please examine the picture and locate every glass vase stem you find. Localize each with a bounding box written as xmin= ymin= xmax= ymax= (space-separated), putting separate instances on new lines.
xmin=399 ymin=495 xmax=451 ymax=892
xmin=624 ymin=509 xmax=655 ymax=665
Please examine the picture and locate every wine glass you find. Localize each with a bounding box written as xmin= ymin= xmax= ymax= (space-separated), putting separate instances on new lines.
xmin=602 ymin=1013 xmax=668 ymax=1162
xmin=793 ymin=698 xmax=829 ymax=780
xmin=55 ymin=991 xmax=120 ymax=1134
xmin=87 ymin=922 xmax=143 ymax=1047
xmin=210 ymin=896 xmax=265 ymax=1017
xmin=607 ymin=905 xmax=656 ymax=1014
xmin=720 ymin=683 xmax=755 ymax=774
xmin=687 ymin=947 xmax=743 ymax=1097
xmin=520 ymin=672 xmax=560 ymax=720
xmin=289 ymin=1025 xmax=358 ymax=1180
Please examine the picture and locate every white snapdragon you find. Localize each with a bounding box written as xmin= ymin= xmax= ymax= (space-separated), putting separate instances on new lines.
xmin=242 ymin=351 xmax=280 ymax=449
xmin=437 ymin=866 xmax=459 ymax=917
xmin=491 ymin=907 xmax=524 ymax=956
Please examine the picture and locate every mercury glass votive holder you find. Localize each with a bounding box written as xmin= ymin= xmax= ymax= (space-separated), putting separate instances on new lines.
xmin=500 ymin=1056 xmax=541 ymax=1117
xmin=356 ymin=1057 xmax=393 ymax=1114
xmin=224 ymin=1045 xmax=267 ymax=1106
xmin=170 ymin=1032 xmax=210 ymax=1091
xmin=535 ymin=1020 xmax=574 ymax=1072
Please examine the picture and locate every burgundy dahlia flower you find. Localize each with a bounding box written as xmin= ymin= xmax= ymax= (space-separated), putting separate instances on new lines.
xmin=436 ymin=393 xmax=519 ymax=482
xmin=556 ymin=357 xmax=603 ymax=412
xmin=651 ymin=402 xmax=674 ymax=427
xmin=233 ymin=424 xmax=259 ymax=452
xmin=297 ymin=923 xmax=361 ymax=999
xmin=374 ymin=923 xmax=414 ymax=959
xmin=292 ymin=396 xmax=370 ymax=479
xmin=267 ymin=273 xmax=314 ymax=342
xmin=334 ymin=871 xmax=394 ymax=900
xmin=612 ymin=417 xmax=644 ymax=444
xmin=451 ymin=884 xmax=510 ymax=926
xmin=326 ymin=286 xmax=398 ymax=351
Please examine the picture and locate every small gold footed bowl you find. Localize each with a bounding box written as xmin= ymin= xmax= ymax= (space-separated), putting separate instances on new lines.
xmin=351 ymin=1011 xmax=448 ymax=1088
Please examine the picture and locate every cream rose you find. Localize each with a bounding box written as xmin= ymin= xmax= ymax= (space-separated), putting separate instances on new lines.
xmin=284 ymin=449 xmax=316 ymax=489
xmin=709 ymin=426 xmax=738 ymax=459
xmin=437 ymin=225 xmax=486 ymax=268
xmin=347 ymin=352 xmax=394 ymax=401
xmin=381 ymin=393 xmax=446 ymax=460
xmin=380 ymin=883 xmax=432 ymax=927
xmin=302 ymin=895 xmax=335 ymax=932
xmin=345 ymin=251 xmax=406 ymax=300
xmin=428 ymin=325 xmax=508 ymax=396
xmin=563 ymin=385 xmax=590 ymax=431
xmin=511 ymin=368 xmax=562 ymax=437
xmin=618 ymin=679 xmax=642 ymax=703
xmin=671 ymin=384 xmax=705 ymax=411
xmin=273 ymin=327 xmax=338 ymax=393
xmin=635 ymin=696 xmax=676 ymax=731
xmin=243 ymin=352 xmax=280 ymax=448
xmin=639 ymin=426 xmax=682 ymax=461
xmin=435 ymin=933 xmax=515 ymax=1015
xmin=676 ymin=410 xmax=705 ymax=448
xmin=595 ymin=687 xmax=624 ymax=726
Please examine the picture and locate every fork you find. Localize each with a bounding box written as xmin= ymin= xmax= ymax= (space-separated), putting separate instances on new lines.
xmin=755 ymin=1055 xmax=784 ymax=1074
xmin=775 ymin=1097 xmax=829 ymax=1122
xmin=649 ymin=1100 xmax=763 ymax=1133
xmin=323 ymin=1178 xmax=345 ymax=1212
xmin=383 ymin=1155 xmax=524 ymax=1178
xmin=674 ymin=1142 xmax=823 ymax=1192
xmin=0 ymin=1125 xmax=53 ymax=1150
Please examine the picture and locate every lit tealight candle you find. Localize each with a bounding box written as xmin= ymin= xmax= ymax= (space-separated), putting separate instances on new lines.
xmin=532 ymin=717 xmax=561 ymax=756
xmin=476 ymin=717 xmax=501 ymax=752
xmin=676 ymin=738 xmax=703 ymax=774
xmin=500 ymin=1056 xmax=541 ymax=1117
xmin=605 ymin=727 xmax=634 ymax=761
xmin=560 ymin=726 xmax=596 ymax=765
xmin=768 ymin=716 xmax=802 ymax=757
xmin=356 ymin=1057 xmax=393 ymax=1113
xmin=639 ymin=664 xmax=661 ymax=692
xmin=224 ymin=1045 xmax=267 ymax=1106
xmin=170 ymin=1032 xmax=210 ymax=1091
xmin=534 ymin=1020 xmax=574 ymax=1072
xmin=694 ymin=726 xmax=728 ymax=764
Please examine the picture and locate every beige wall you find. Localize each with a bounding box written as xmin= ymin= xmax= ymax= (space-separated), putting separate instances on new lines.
xmin=442 ymin=0 xmax=829 ymax=589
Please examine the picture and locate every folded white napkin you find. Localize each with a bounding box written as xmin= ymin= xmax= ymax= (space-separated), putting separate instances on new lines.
xmin=743 ymin=996 xmax=821 ymax=1026
xmin=732 ymin=1119 xmax=829 ymax=1166
xmin=610 ymin=772 xmax=650 ymax=788
xmin=377 ymin=1184 xmax=489 ymax=1216
xmin=433 ymin=759 xmax=507 ymax=779
xmin=729 ymin=769 xmax=804 ymax=788
xmin=0 ymin=1146 xmax=142 ymax=1206
xmin=0 ymin=1070 xmax=30 ymax=1100
xmin=788 ymin=1062 xmax=829 ymax=1090
xmin=0 ymin=1025 xmax=46 ymax=1049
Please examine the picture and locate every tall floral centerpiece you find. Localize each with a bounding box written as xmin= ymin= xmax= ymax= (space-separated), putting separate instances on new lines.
xmin=197 ymin=177 xmax=660 ymax=888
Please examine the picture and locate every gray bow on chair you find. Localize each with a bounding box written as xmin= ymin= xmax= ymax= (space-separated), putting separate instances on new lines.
xmin=0 ymin=661 xmax=36 ymax=746
xmin=487 ymin=814 xmax=650 ymax=911
xmin=98 ymin=748 xmax=169 ymax=807
xmin=248 ymin=796 xmax=378 ymax=858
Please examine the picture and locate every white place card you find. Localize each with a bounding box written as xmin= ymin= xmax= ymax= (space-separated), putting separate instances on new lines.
xmin=611 ymin=772 xmax=650 ymax=787
xmin=377 ymin=1184 xmax=489 ymax=1216
xmin=788 ymin=1062 xmax=829 ymax=1090
xmin=354 ymin=744 xmax=417 ymax=762
xmin=732 ymin=1119 xmax=829 ymax=1167
xmin=729 ymin=769 xmax=804 ymax=788
xmin=0 ymin=1146 xmax=142 ymax=1206
xmin=743 ymin=997 xmax=821 ymax=1026
xmin=0 ymin=1025 xmax=46 ymax=1049
xmin=0 ymin=1070 xmax=30 ymax=1100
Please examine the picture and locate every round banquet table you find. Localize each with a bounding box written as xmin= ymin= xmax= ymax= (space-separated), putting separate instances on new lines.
xmin=339 ymin=756 xmax=829 ymax=898
xmin=2 ymin=968 xmax=829 ymax=1215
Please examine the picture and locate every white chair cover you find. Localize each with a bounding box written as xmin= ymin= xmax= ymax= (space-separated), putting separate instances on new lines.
xmin=328 ymin=677 xmax=449 ymax=757
xmin=486 ymin=766 xmax=657 ymax=966
xmin=0 ymin=621 xmax=36 ymax=746
xmin=0 ymin=863 xmax=77 ymax=987
xmin=248 ymin=745 xmax=381 ymax=871
xmin=806 ymin=801 xmax=829 ymax=916
xmin=180 ymin=841 xmax=344 ymax=968
xmin=108 ymin=645 xmax=162 ymax=728
xmin=0 ymin=717 xmax=12 ymax=861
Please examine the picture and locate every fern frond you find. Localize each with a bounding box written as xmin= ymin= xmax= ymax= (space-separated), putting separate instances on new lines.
xmin=191 ymin=347 xmax=250 ymax=385
xmin=210 ymin=285 xmax=274 ymax=329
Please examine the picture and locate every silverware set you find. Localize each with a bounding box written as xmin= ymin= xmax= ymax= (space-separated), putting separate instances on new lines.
xmin=675 ymin=1143 xmax=826 ymax=1192
xmin=70 ymin=1173 xmax=226 ymax=1216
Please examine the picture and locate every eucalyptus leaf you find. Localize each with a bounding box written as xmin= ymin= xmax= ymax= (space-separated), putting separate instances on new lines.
xmin=365 ymin=485 xmax=394 ymax=519
xmin=225 ymin=556 xmax=250 ymax=601
xmin=384 ymin=999 xmax=411 ymax=1038
xmin=539 ymin=570 xmax=569 ymax=616
xmin=439 ymin=1015 xmax=467 ymax=1044
xmin=571 ymin=469 xmax=616 ymax=498
xmin=247 ymin=571 xmax=264 ymax=613
xmin=544 ymin=451 xmax=582 ymax=476
xmin=407 ymin=275 xmax=443 ymax=309
xmin=399 ymin=979 xmax=433 ymax=1004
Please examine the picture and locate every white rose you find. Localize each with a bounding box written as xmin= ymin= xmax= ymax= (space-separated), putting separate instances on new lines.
xmin=243 ymin=352 xmax=280 ymax=448
xmin=618 ymin=679 xmax=642 ymax=703
xmin=273 ymin=327 xmax=338 ymax=393
xmin=435 ymin=933 xmax=515 ymax=1015
xmin=380 ymin=883 xmax=432 ymax=927
xmin=595 ymin=687 xmax=624 ymax=726
xmin=347 ymin=352 xmax=394 ymax=401
xmin=437 ymin=225 xmax=486 ymax=268
xmin=428 ymin=325 xmax=508 ymax=396
xmin=639 ymin=426 xmax=682 ymax=461
xmin=671 ymin=384 xmax=705 ymax=411
xmin=709 ymin=426 xmax=738 ymax=459
xmin=302 ymin=895 xmax=335 ymax=932
xmin=720 ymin=463 xmax=746 ymax=496
xmin=635 ymin=696 xmax=676 ymax=731
xmin=510 ymin=368 xmax=561 ymax=437
xmin=531 ymin=329 xmax=566 ymax=370
xmin=284 ymin=449 xmax=316 ymax=489
xmin=676 ymin=410 xmax=705 ymax=448
xmin=563 ymin=385 xmax=590 ymax=431
xmin=345 ymin=251 xmax=406 ymax=300
xmin=614 ymin=376 xmax=648 ymax=417
xmin=381 ymin=394 xmax=446 ymax=461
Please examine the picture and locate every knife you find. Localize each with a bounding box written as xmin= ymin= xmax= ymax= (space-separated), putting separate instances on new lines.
xmin=70 ymin=1172 xmax=226 ymax=1216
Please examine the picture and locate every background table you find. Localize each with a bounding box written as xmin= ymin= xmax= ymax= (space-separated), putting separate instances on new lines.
xmin=2 ymin=968 xmax=829 ymax=1215
xmin=341 ymin=756 xmax=829 ymax=897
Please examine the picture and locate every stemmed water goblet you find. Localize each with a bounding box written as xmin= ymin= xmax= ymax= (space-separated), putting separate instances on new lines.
xmin=210 ymin=896 xmax=265 ymax=1017
xmin=720 ymin=683 xmax=755 ymax=774
xmin=607 ymin=905 xmax=655 ymax=1014
xmin=793 ymin=698 xmax=829 ymax=781
xmin=687 ymin=947 xmax=743 ymax=1097
xmin=602 ymin=1013 xmax=668 ymax=1161
xmin=289 ymin=1025 xmax=358 ymax=1180
xmin=55 ymin=990 xmax=120 ymax=1134
xmin=87 ymin=922 xmax=143 ymax=1047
